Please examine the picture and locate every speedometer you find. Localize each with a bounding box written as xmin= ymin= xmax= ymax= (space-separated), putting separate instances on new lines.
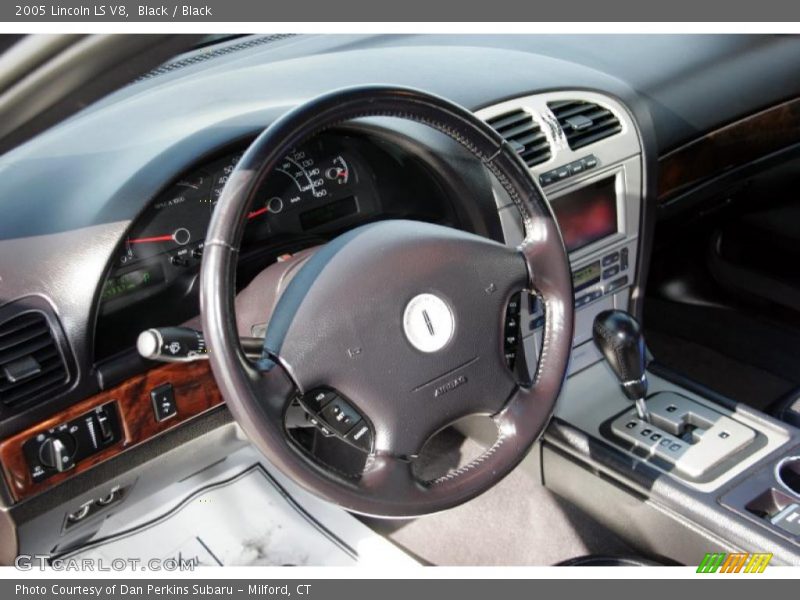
xmin=276 ymin=148 xmax=327 ymax=205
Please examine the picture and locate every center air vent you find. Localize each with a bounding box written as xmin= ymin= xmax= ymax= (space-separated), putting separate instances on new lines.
xmin=548 ymin=100 xmax=622 ymax=150
xmin=486 ymin=108 xmax=551 ymax=167
xmin=0 ymin=311 xmax=70 ymax=410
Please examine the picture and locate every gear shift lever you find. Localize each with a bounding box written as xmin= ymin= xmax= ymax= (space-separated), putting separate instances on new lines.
xmin=592 ymin=310 xmax=650 ymax=422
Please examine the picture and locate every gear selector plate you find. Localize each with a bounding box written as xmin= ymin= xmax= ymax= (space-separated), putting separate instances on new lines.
xmin=610 ymin=392 xmax=756 ymax=480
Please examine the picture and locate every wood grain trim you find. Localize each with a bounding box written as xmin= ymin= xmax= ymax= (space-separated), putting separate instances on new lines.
xmin=658 ymin=97 xmax=800 ymax=201
xmin=0 ymin=361 xmax=223 ymax=503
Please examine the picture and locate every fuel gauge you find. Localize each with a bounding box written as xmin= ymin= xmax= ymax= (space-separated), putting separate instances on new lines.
xmin=325 ymin=156 xmax=351 ymax=185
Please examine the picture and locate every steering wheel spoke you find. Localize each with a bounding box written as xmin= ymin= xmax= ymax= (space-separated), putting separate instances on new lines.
xmin=245 ymin=356 xmax=297 ymax=422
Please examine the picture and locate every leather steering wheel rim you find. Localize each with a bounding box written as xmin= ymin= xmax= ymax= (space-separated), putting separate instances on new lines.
xmin=200 ymin=85 xmax=574 ymax=517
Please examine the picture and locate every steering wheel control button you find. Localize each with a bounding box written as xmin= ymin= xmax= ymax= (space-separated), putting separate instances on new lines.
xmin=344 ymin=423 xmax=373 ymax=452
xmin=503 ymin=292 xmax=523 ymax=369
xmin=151 ymin=383 xmax=178 ymax=422
xmin=320 ymin=399 xmax=362 ymax=436
xmin=403 ymin=293 xmax=455 ymax=353
xmin=301 ymin=389 xmax=337 ymax=413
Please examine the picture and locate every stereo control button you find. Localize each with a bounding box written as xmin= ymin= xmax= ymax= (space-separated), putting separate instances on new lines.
xmin=605 ymin=276 xmax=629 ymax=294
xmin=602 ymin=252 xmax=620 ymax=267
xmin=344 ymin=423 xmax=373 ymax=452
xmin=320 ymin=398 xmax=362 ymax=436
xmin=620 ymin=248 xmax=629 ymax=270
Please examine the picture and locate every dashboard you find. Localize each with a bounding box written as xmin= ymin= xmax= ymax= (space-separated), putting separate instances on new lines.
xmin=0 ymin=33 xmax=798 ymax=498
xmin=0 ymin=33 xmax=799 ymax=567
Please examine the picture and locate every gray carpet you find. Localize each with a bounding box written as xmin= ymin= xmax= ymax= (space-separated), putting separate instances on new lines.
xmin=363 ymin=436 xmax=634 ymax=566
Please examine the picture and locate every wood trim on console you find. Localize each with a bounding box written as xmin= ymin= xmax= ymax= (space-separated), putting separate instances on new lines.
xmin=0 ymin=361 xmax=223 ymax=503
xmin=658 ymin=97 xmax=800 ymax=201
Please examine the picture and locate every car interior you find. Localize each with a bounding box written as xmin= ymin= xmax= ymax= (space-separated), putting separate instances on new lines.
xmin=1 ymin=33 xmax=799 ymax=567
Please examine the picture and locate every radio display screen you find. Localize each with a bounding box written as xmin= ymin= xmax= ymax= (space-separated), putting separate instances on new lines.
xmin=553 ymin=176 xmax=618 ymax=252
xmin=572 ymin=261 xmax=601 ymax=292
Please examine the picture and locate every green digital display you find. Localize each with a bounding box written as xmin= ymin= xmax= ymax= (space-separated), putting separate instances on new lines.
xmin=572 ymin=261 xmax=601 ymax=292
xmin=101 ymin=266 xmax=163 ymax=302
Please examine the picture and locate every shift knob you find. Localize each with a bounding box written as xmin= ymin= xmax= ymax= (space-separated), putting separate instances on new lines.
xmin=593 ymin=310 xmax=650 ymax=421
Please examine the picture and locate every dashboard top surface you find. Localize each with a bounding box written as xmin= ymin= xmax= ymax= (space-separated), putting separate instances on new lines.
xmin=3 ymin=34 xmax=799 ymax=240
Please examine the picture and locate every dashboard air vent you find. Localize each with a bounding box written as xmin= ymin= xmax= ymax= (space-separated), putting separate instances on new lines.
xmin=548 ymin=100 xmax=622 ymax=150
xmin=0 ymin=312 xmax=70 ymax=409
xmin=486 ymin=109 xmax=551 ymax=167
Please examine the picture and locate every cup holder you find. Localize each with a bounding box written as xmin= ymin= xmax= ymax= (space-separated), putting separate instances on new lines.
xmin=775 ymin=456 xmax=800 ymax=497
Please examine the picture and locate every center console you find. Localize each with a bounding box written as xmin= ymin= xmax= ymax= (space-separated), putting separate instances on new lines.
xmin=481 ymin=92 xmax=800 ymax=565
xmin=478 ymin=91 xmax=642 ymax=377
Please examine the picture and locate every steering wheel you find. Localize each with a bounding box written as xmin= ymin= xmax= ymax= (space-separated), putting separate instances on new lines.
xmin=200 ymin=86 xmax=573 ymax=517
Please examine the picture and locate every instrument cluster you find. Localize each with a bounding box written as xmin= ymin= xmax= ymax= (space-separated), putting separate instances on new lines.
xmin=101 ymin=134 xmax=377 ymax=309
xmin=94 ymin=131 xmax=457 ymax=360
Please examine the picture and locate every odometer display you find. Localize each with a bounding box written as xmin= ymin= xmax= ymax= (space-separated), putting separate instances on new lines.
xmin=300 ymin=196 xmax=358 ymax=230
xmin=100 ymin=265 xmax=164 ymax=302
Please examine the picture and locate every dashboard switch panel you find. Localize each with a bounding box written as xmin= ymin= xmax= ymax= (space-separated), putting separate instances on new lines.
xmin=23 ymin=401 xmax=122 ymax=484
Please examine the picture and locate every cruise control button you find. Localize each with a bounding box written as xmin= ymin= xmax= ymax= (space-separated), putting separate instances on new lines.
xmin=320 ymin=398 xmax=362 ymax=435
xmin=344 ymin=423 xmax=373 ymax=452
